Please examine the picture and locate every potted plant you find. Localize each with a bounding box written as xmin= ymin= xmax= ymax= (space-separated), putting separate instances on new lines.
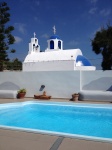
xmin=72 ymin=93 xmax=79 ymax=101
xmin=43 ymin=91 xmax=46 ymax=96
xmin=17 ymin=88 xmax=26 ymax=99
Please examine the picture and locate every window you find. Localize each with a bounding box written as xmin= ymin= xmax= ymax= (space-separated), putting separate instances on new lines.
xmin=58 ymin=41 xmax=61 ymax=49
xmin=50 ymin=40 xmax=54 ymax=49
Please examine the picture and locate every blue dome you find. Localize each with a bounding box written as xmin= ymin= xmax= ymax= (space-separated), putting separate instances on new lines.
xmin=50 ymin=35 xmax=61 ymax=39
xmin=76 ymin=55 xmax=92 ymax=66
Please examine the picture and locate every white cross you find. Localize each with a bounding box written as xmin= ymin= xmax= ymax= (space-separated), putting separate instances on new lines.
xmin=34 ymin=32 xmax=36 ymax=38
xmin=53 ymin=25 xmax=56 ymax=34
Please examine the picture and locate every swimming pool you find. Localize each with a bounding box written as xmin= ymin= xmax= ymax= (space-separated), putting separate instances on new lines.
xmin=0 ymin=101 xmax=112 ymax=142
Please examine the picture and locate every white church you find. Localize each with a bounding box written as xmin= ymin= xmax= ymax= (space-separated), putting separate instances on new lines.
xmin=23 ymin=26 xmax=96 ymax=71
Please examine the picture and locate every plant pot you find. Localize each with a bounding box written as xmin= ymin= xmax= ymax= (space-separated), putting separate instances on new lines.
xmin=17 ymin=92 xmax=26 ymax=99
xmin=72 ymin=94 xmax=79 ymax=101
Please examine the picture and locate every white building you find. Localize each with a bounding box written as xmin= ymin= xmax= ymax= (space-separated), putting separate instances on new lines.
xmin=23 ymin=27 xmax=96 ymax=71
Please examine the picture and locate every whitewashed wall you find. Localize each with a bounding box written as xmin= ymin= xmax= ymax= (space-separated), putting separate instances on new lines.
xmin=0 ymin=70 xmax=112 ymax=99
xmin=23 ymin=61 xmax=74 ymax=71
xmin=81 ymin=70 xmax=112 ymax=91
xmin=0 ymin=71 xmax=80 ymax=98
xmin=23 ymin=61 xmax=95 ymax=72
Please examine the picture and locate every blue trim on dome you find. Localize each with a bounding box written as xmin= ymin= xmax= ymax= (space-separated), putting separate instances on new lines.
xmin=76 ymin=55 xmax=92 ymax=66
xmin=50 ymin=35 xmax=61 ymax=39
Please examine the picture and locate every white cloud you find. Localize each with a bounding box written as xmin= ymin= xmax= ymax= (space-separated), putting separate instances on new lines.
xmin=14 ymin=23 xmax=26 ymax=34
xmin=100 ymin=9 xmax=111 ymax=16
xmin=14 ymin=36 xmax=23 ymax=43
xmin=89 ymin=7 xmax=97 ymax=14
xmin=41 ymin=34 xmax=49 ymax=39
xmin=68 ymin=40 xmax=79 ymax=46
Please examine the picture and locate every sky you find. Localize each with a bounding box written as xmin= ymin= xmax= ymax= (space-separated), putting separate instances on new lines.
xmin=3 ymin=0 xmax=112 ymax=69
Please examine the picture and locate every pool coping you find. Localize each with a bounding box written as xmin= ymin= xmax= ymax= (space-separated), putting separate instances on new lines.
xmin=0 ymin=100 xmax=112 ymax=108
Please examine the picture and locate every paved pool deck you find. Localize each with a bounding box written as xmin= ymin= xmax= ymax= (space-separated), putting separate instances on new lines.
xmin=0 ymin=98 xmax=112 ymax=150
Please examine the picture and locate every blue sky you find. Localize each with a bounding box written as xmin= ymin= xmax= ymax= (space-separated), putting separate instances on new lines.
xmin=4 ymin=0 xmax=112 ymax=69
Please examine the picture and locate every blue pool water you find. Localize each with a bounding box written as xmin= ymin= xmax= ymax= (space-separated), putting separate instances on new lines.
xmin=0 ymin=101 xmax=112 ymax=142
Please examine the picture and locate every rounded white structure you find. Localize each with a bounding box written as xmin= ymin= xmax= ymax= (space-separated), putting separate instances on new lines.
xmin=23 ymin=29 xmax=96 ymax=71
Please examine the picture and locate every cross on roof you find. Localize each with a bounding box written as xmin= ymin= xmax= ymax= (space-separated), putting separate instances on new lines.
xmin=34 ymin=32 xmax=36 ymax=38
xmin=53 ymin=25 xmax=56 ymax=34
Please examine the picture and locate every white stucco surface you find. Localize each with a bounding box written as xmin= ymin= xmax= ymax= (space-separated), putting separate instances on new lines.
xmin=23 ymin=32 xmax=96 ymax=71
xmin=0 ymin=71 xmax=112 ymax=100
xmin=24 ymin=49 xmax=82 ymax=62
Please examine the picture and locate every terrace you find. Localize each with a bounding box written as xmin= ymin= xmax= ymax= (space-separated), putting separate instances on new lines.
xmin=0 ymin=70 xmax=112 ymax=149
